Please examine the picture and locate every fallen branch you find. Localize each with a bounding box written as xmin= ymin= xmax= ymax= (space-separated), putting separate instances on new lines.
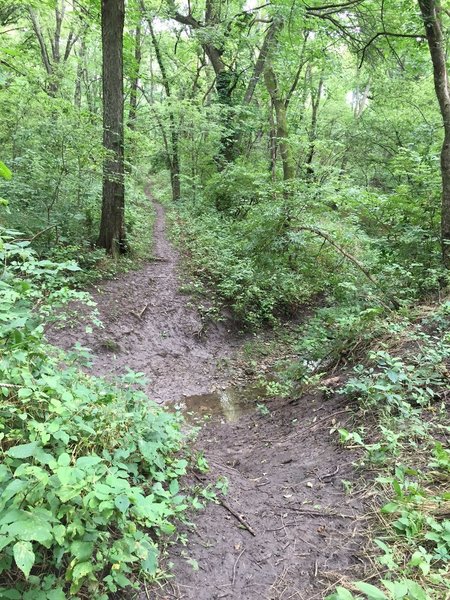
xmin=296 ymin=226 xmax=400 ymax=310
xmin=232 ymin=547 xmax=245 ymax=585
xmin=220 ymin=499 xmax=256 ymax=536
xmin=131 ymin=302 xmax=149 ymax=320
xmin=16 ymin=224 xmax=59 ymax=244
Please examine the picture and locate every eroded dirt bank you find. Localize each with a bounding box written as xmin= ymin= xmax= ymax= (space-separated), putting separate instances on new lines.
xmin=49 ymin=199 xmax=368 ymax=599
xmin=47 ymin=201 xmax=243 ymax=403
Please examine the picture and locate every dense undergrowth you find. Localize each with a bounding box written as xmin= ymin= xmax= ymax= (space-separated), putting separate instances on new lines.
xmin=0 ymin=210 xmax=197 ymax=598
xmin=323 ymin=304 xmax=450 ymax=599
xmin=153 ymin=163 xmax=450 ymax=598
xmin=152 ymin=163 xmax=447 ymax=329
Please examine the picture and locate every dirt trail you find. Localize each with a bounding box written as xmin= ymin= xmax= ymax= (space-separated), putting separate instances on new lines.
xmin=48 ymin=201 xmax=242 ymax=403
xmin=49 ymin=199 xmax=368 ymax=599
xmin=150 ymin=391 xmax=367 ymax=600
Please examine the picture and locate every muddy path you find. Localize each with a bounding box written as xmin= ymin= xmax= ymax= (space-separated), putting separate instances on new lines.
xmin=149 ymin=391 xmax=368 ymax=600
xmin=49 ymin=199 xmax=368 ymax=599
xmin=47 ymin=201 xmax=244 ymax=403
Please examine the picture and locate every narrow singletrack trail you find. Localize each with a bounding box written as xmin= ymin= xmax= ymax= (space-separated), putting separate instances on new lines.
xmin=49 ymin=197 xmax=368 ymax=599
xmin=48 ymin=199 xmax=242 ymax=403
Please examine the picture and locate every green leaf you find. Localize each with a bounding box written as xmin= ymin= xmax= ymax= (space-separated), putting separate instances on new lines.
xmin=114 ymin=494 xmax=130 ymax=513
xmin=0 ymin=590 xmax=21 ymax=599
xmin=9 ymin=518 xmax=52 ymax=544
xmin=6 ymin=442 xmax=38 ymax=459
xmin=13 ymin=541 xmax=35 ymax=579
xmin=405 ymin=580 xmax=427 ymax=600
xmin=47 ymin=589 xmax=66 ymax=600
xmin=381 ymin=502 xmax=399 ymax=513
xmin=70 ymin=540 xmax=93 ymax=561
xmin=72 ymin=561 xmax=94 ymax=581
xmin=354 ymin=582 xmax=388 ymax=599
xmin=169 ymin=479 xmax=179 ymax=495
xmin=76 ymin=455 xmax=102 ymax=469
xmin=382 ymin=580 xmax=408 ymax=598
xmin=0 ymin=161 xmax=12 ymax=181
xmin=57 ymin=453 xmax=71 ymax=467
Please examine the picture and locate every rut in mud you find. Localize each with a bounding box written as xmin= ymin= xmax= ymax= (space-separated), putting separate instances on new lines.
xmin=49 ymin=199 xmax=368 ymax=599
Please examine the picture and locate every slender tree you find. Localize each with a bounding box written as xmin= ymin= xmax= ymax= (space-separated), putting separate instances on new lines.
xmin=141 ymin=1 xmax=181 ymax=201
xmin=128 ymin=16 xmax=142 ymax=129
xmin=98 ymin=0 xmax=126 ymax=255
xmin=418 ymin=0 xmax=450 ymax=267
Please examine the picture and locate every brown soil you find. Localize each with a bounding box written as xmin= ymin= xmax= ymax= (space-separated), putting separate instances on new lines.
xmin=47 ymin=202 xmax=244 ymax=404
xmin=149 ymin=392 xmax=368 ymax=600
xmin=49 ymin=200 xmax=368 ymax=599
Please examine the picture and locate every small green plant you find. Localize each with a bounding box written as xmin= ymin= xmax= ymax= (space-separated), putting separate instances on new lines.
xmin=331 ymin=313 xmax=450 ymax=599
xmin=256 ymin=402 xmax=270 ymax=416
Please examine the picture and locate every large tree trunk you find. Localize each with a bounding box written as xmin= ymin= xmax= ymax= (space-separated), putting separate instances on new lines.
xmin=418 ymin=0 xmax=450 ymax=268
xmin=98 ymin=0 xmax=126 ymax=255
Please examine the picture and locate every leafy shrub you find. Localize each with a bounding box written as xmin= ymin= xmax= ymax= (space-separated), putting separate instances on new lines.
xmin=344 ymin=340 xmax=450 ymax=415
xmin=0 ymin=227 xmax=191 ymax=598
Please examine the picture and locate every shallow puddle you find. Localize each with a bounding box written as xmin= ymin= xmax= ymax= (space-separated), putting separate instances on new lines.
xmin=170 ymin=384 xmax=268 ymax=423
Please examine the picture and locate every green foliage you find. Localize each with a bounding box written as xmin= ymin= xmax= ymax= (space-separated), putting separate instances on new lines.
xmin=344 ymin=338 xmax=450 ymax=415
xmin=0 ymin=230 xmax=192 ymax=597
xmin=0 ymin=161 xmax=12 ymax=181
xmin=332 ymin=307 xmax=450 ymax=599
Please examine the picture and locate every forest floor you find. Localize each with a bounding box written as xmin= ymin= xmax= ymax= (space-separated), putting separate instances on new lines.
xmin=48 ymin=196 xmax=370 ymax=600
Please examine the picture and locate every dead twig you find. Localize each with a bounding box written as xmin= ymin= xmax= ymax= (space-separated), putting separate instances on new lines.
xmin=318 ymin=465 xmax=340 ymax=481
xmin=131 ymin=302 xmax=150 ymax=320
xmin=287 ymin=506 xmax=358 ymax=520
xmin=16 ymin=224 xmax=59 ymax=244
xmin=220 ymin=499 xmax=256 ymax=536
xmin=232 ymin=547 xmax=245 ymax=586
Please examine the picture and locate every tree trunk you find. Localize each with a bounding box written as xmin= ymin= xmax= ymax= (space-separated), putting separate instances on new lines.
xmin=98 ymin=0 xmax=126 ymax=255
xmin=142 ymin=4 xmax=181 ymax=201
xmin=418 ymin=0 xmax=450 ymax=267
xmin=128 ymin=18 xmax=142 ymax=129
xmin=74 ymin=38 xmax=86 ymax=109
xmin=264 ymin=64 xmax=295 ymax=182
xmin=172 ymin=1 xmax=236 ymax=169
xmin=305 ymin=76 xmax=324 ymax=178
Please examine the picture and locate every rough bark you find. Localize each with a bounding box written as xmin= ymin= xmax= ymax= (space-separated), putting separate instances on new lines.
xmin=418 ymin=0 xmax=450 ymax=267
xmin=244 ymin=19 xmax=283 ymax=105
xmin=98 ymin=0 xmax=126 ymax=255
